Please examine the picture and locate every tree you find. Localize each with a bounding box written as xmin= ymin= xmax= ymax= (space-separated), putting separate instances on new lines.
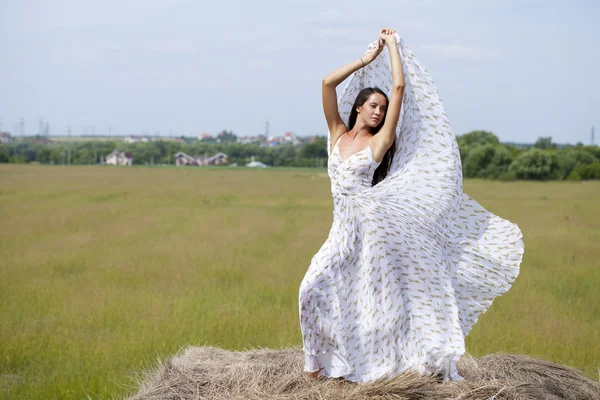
xmin=216 ymin=130 xmax=237 ymax=143
xmin=571 ymin=162 xmax=600 ymax=180
xmin=509 ymin=148 xmax=561 ymax=180
xmin=456 ymin=130 xmax=500 ymax=148
xmin=557 ymin=148 xmax=596 ymax=179
xmin=462 ymin=144 xmax=496 ymax=178
xmin=299 ymin=136 xmax=327 ymax=159
xmin=533 ymin=137 xmax=556 ymax=150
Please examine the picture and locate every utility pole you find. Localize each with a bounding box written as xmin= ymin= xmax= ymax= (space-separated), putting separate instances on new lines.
xmin=19 ymin=118 xmax=25 ymax=136
xmin=265 ymin=118 xmax=269 ymax=137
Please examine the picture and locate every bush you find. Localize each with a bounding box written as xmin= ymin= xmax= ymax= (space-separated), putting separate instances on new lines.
xmin=498 ymin=170 xmax=517 ymax=181
xmin=573 ymin=162 xmax=600 ymax=180
xmin=509 ymin=148 xmax=561 ymax=180
xmin=566 ymin=170 xmax=581 ymax=181
xmin=557 ymin=148 xmax=596 ymax=179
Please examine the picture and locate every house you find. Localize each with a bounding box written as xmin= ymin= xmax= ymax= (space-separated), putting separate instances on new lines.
xmin=207 ymin=152 xmax=229 ymax=165
xmin=237 ymin=135 xmax=265 ymax=145
xmin=28 ymin=138 xmax=54 ymax=145
xmin=283 ymin=131 xmax=302 ymax=145
xmin=198 ymin=133 xmax=213 ymax=141
xmin=105 ymin=150 xmax=134 ymax=166
xmin=124 ymin=135 xmax=150 ymax=144
xmin=175 ymin=152 xmax=200 ymax=166
xmin=0 ymin=132 xmax=13 ymax=143
xmin=175 ymin=151 xmax=229 ymax=166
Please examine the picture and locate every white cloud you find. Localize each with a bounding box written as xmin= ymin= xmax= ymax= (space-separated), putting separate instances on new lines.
xmin=419 ymin=43 xmax=498 ymax=60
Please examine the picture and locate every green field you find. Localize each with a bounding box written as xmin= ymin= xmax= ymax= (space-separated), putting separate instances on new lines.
xmin=0 ymin=164 xmax=598 ymax=399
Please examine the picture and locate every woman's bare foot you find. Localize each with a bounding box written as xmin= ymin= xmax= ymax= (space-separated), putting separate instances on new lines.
xmin=305 ymin=367 xmax=324 ymax=379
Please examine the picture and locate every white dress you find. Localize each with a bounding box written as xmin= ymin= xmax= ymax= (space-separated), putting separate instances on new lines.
xmin=298 ymin=36 xmax=525 ymax=383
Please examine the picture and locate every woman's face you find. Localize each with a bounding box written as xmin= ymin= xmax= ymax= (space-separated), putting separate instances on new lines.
xmin=357 ymin=93 xmax=387 ymax=128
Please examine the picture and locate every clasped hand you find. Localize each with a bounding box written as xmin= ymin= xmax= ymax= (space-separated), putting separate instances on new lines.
xmin=362 ymin=28 xmax=398 ymax=64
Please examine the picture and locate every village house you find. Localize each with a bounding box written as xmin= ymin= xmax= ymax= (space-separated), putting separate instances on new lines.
xmin=28 ymin=138 xmax=54 ymax=145
xmin=175 ymin=151 xmax=229 ymax=166
xmin=283 ymin=131 xmax=301 ymax=145
xmin=0 ymin=132 xmax=13 ymax=143
xmin=105 ymin=150 xmax=134 ymax=166
xmin=124 ymin=135 xmax=151 ymax=144
xmin=237 ymin=134 xmax=265 ymax=145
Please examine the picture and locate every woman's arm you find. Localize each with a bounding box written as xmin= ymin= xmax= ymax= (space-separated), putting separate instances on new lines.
xmin=322 ymin=40 xmax=385 ymax=142
xmin=374 ymin=30 xmax=405 ymax=149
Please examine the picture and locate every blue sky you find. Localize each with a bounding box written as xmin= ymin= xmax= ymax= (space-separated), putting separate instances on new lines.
xmin=1 ymin=0 xmax=598 ymax=144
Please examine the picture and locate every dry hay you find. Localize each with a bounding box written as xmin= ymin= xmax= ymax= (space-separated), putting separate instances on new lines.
xmin=126 ymin=346 xmax=599 ymax=400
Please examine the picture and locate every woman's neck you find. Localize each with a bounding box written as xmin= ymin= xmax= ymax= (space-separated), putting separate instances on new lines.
xmin=349 ymin=122 xmax=372 ymax=140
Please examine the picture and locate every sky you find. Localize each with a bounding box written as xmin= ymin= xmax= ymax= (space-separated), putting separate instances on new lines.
xmin=0 ymin=0 xmax=598 ymax=144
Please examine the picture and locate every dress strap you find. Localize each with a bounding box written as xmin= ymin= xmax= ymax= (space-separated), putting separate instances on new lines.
xmin=331 ymin=132 xmax=345 ymax=153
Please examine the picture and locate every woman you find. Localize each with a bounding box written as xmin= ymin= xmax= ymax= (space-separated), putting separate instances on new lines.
xmin=299 ymin=28 xmax=525 ymax=383
xmin=322 ymin=28 xmax=403 ymax=183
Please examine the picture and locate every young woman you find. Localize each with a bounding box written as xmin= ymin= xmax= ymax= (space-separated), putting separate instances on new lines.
xmin=299 ymin=28 xmax=525 ymax=383
xmin=322 ymin=28 xmax=404 ymax=184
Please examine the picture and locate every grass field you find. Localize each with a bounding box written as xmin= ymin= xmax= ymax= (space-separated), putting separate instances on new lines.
xmin=0 ymin=164 xmax=598 ymax=399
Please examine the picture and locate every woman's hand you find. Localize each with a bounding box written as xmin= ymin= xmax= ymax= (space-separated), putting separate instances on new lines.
xmin=379 ymin=28 xmax=398 ymax=46
xmin=361 ymin=28 xmax=398 ymax=66
xmin=362 ymin=38 xmax=384 ymax=65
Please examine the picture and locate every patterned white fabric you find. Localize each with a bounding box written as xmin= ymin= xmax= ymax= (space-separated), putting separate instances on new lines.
xmin=299 ymin=36 xmax=525 ymax=382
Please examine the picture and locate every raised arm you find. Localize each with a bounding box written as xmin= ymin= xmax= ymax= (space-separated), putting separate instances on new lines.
xmin=374 ymin=29 xmax=405 ymax=149
xmin=322 ymin=40 xmax=384 ymax=150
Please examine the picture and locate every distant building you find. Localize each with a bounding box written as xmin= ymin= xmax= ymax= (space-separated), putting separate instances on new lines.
xmin=0 ymin=132 xmax=13 ymax=143
xmin=237 ymin=134 xmax=267 ymax=145
xmin=283 ymin=131 xmax=301 ymax=145
xmin=263 ymin=132 xmax=302 ymax=147
xmin=124 ymin=135 xmax=150 ymax=144
xmin=198 ymin=133 xmax=213 ymax=141
xmin=28 ymin=137 xmax=54 ymax=145
xmin=175 ymin=152 xmax=199 ymax=166
xmin=105 ymin=150 xmax=134 ymax=166
xmin=208 ymin=152 xmax=229 ymax=165
xmin=175 ymin=151 xmax=229 ymax=166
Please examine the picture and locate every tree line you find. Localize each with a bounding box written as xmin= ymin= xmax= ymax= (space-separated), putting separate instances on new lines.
xmin=1 ymin=130 xmax=598 ymax=180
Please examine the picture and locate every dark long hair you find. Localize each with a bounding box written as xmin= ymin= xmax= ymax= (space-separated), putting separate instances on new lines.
xmin=347 ymin=87 xmax=396 ymax=186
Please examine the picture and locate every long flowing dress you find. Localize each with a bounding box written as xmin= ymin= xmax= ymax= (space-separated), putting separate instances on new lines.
xmin=298 ymin=36 xmax=525 ymax=383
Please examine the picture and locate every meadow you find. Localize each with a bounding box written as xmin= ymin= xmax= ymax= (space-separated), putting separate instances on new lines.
xmin=0 ymin=164 xmax=598 ymax=399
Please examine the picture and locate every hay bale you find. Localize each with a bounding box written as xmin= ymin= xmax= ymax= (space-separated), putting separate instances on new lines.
xmin=126 ymin=346 xmax=600 ymax=400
